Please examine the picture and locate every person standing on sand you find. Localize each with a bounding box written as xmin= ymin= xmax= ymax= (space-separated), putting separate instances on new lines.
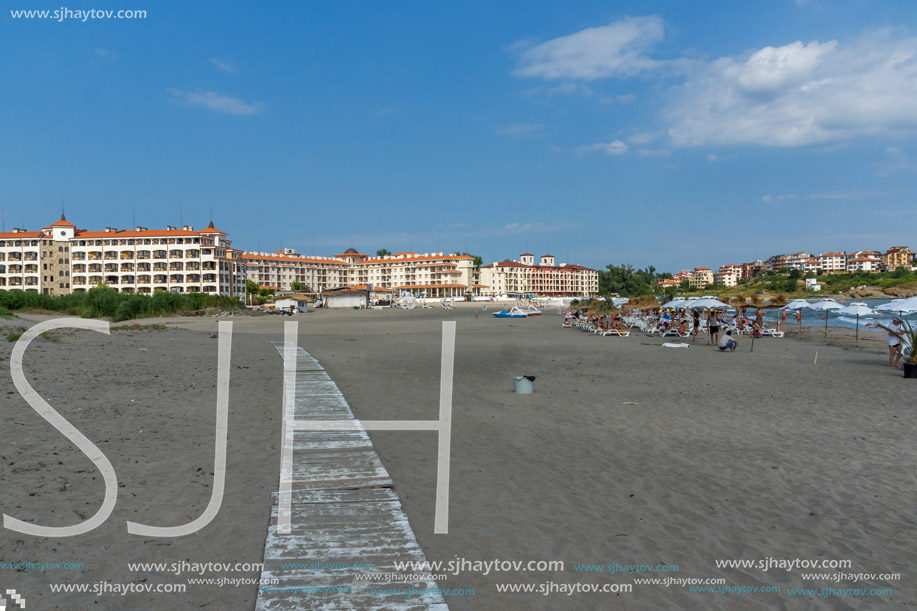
xmin=708 ymin=309 xmax=720 ymax=346
xmin=755 ymin=308 xmax=764 ymax=329
xmin=780 ymin=308 xmax=787 ymax=330
xmin=692 ymin=309 xmax=700 ymax=336
xmin=795 ymin=310 xmax=802 ymax=328
xmin=888 ymin=317 xmax=904 ymax=368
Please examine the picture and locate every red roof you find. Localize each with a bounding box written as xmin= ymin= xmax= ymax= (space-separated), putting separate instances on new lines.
xmin=0 ymin=231 xmax=42 ymax=238
xmin=45 ymin=214 xmax=76 ymax=229
xmin=241 ymin=253 xmax=346 ymax=265
xmin=356 ymin=254 xmax=472 ymax=265
xmin=199 ymin=221 xmax=226 ymax=234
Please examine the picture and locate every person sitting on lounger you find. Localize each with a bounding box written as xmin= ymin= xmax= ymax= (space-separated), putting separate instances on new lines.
xmin=718 ymin=330 xmax=738 ymax=352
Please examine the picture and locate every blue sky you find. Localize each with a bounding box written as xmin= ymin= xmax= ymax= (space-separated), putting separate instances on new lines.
xmin=2 ymin=0 xmax=917 ymax=272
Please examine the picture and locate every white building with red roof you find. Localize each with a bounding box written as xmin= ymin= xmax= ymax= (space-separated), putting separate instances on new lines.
xmin=478 ymin=253 xmax=597 ymax=297
xmin=0 ymin=216 xmax=244 ymax=296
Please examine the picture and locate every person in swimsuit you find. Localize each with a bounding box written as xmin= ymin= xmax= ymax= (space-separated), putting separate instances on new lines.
xmin=708 ymin=309 xmax=720 ymax=346
xmin=888 ymin=318 xmax=904 ymax=368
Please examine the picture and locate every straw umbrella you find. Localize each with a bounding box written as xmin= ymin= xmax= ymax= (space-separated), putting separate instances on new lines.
xmin=628 ymin=294 xmax=660 ymax=310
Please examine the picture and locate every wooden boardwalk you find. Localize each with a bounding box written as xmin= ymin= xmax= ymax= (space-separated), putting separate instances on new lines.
xmin=255 ymin=343 xmax=448 ymax=611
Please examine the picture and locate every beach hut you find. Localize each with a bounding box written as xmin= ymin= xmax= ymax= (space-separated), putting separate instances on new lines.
xmin=321 ymin=289 xmax=368 ymax=309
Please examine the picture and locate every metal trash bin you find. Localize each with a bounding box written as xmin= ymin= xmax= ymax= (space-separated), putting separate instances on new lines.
xmin=513 ymin=376 xmax=535 ymax=394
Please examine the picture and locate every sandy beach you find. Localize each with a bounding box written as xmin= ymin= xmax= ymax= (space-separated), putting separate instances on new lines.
xmin=1 ymin=306 xmax=914 ymax=609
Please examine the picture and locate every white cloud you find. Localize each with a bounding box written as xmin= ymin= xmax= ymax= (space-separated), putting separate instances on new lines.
xmin=494 ymin=123 xmax=546 ymax=138
xmin=512 ymin=17 xmax=917 ymax=149
xmin=210 ymin=57 xmax=236 ymax=74
xmin=707 ymin=153 xmax=718 ymax=161
xmin=874 ymin=146 xmax=917 ymax=176
xmin=577 ymin=140 xmax=630 ymax=155
xmin=167 ymin=89 xmax=263 ymax=115
xmin=512 ymin=16 xmax=665 ymax=80
xmin=667 ymin=31 xmax=917 ymax=146
xmin=761 ymin=193 xmax=797 ymax=202
xmin=94 ymin=48 xmax=110 ymax=59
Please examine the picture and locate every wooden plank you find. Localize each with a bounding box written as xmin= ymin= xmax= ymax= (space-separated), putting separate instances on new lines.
xmin=255 ymin=344 xmax=448 ymax=611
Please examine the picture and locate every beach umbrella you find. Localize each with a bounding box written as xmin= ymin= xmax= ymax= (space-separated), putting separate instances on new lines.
xmin=875 ymin=297 xmax=917 ymax=313
xmin=686 ymin=298 xmax=729 ymax=309
xmin=662 ymin=298 xmax=689 ymax=309
xmin=835 ymin=302 xmax=877 ymax=346
xmin=583 ymin=299 xmax=620 ymax=316
xmin=805 ymin=299 xmax=844 ymax=342
xmin=781 ymin=299 xmax=810 ymax=310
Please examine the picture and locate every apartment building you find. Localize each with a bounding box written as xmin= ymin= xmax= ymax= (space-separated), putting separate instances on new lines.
xmin=818 ymin=252 xmax=846 ymax=274
xmin=242 ymin=249 xmax=480 ymax=298
xmin=785 ymin=252 xmax=813 ymax=271
xmin=715 ymin=264 xmax=742 ymax=287
xmin=479 ymin=253 xmax=597 ymax=297
xmin=846 ymin=255 xmax=881 ymax=273
xmin=689 ymin=267 xmax=714 ymax=289
xmin=0 ymin=216 xmax=243 ymax=296
xmin=882 ymin=246 xmax=913 ymax=270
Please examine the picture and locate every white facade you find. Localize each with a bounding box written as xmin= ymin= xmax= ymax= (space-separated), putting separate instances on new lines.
xmin=0 ymin=217 xmax=243 ymax=296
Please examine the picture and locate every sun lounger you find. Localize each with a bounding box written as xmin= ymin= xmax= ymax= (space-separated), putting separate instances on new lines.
xmin=760 ymin=329 xmax=784 ymax=337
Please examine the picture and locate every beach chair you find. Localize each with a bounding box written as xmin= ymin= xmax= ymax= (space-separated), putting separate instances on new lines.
xmin=562 ymin=320 xmax=572 ymax=328
xmin=761 ymin=329 xmax=784 ymax=338
xmin=600 ymin=329 xmax=630 ymax=337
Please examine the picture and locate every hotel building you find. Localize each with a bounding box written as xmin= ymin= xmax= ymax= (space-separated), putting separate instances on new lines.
xmin=478 ymin=253 xmax=598 ymax=297
xmin=0 ymin=216 xmax=245 ymax=296
xmin=242 ymin=249 xmax=481 ymax=298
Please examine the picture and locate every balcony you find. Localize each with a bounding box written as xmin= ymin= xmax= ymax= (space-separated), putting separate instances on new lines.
xmin=120 ymin=251 xmax=133 ymax=260
xmin=73 ymin=277 xmax=87 ymax=285
xmin=104 ymin=253 xmax=117 ymax=261
xmin=121 ymin=264 xmax=134 ymax=272
xmin=121 ymin=276 xmax=135 ymax=284
xmin=138 ymin=275 xmax=151 ymax=284
xmin=169 ymin=262 xmax=184 ymax=271
xmin=105 ymin=264 xmax=118 ymax=273
xmin=153 ymin=251 xmax=167 ymax=259
xmin=137 ymin=263 xmax=151 ymax=272
xmin=72 ymin=252 xmax=86 ymax=261
xmin=137 ymin=250 xmax=151 ymax=259
xmin=88 ymin=252 xmax=102 ymax=261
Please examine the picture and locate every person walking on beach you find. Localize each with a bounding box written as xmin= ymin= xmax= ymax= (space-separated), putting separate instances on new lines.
xmin=795 ymin=310 xmax=802 ymax=328
xmin=755 ymin=308 xmax=764 ymax=329
xmin=887 ymin=317 xmax=904 ymax=368
xmin=708 ymin=309 xmax=720 ymax=346
xmin=692 ymin=309 xmax=700 ymax=337
xmin=780 ymin=308 xmax=787 ymax=331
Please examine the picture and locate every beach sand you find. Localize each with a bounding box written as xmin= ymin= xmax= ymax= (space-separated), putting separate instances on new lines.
xmin=1 ymin=307 xmax=914 ymax=609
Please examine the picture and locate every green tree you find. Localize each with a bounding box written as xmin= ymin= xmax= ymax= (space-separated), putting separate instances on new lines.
xmin=376 ymin=248 xmax=391 ymax=257
xmin=457 ymin=251 xmax=483 ymax=268
xmin=246 ymin=279 xmax=259 ymax=294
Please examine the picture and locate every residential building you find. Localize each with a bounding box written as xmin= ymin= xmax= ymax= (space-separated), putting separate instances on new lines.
xmin=479 ymin=253 xmax=597 ymax=297
xmin=715 ymin=264 xmax=742 ymax=287
xmin=802 ymin=258 xmax=821 ymax=274
xmin=740 ymin=260 xmax=764 ymax=279
xmin=690 ymin=267 xmax=714 ymax=289
xmin=0 ymin=216 xmax=242 ymax=296
xmin=818 ymin=252 xmax=846 ymax=274
xmin=846 ymin=255 xmax=881 ymax=273
xmin=243 ymin=249 xmax=479 ymax=298
xmin=882 ymin=246 xmax=913 ymax=271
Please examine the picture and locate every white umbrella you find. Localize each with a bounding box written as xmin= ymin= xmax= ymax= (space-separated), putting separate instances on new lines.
xmin=781 ymin=300 xmax=810 ymax=310
xmin=836 ymin=302 xmax=877 ymax=346
xmin=686 ymin=298 xmax=730 ymax=309
xmin=662 ymin=298 xmax=689 ymax=309
xmin=875 ymin=297 xmax=917 ymax=313
xmin=806 ymin=299 xmax=844 ymax=341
